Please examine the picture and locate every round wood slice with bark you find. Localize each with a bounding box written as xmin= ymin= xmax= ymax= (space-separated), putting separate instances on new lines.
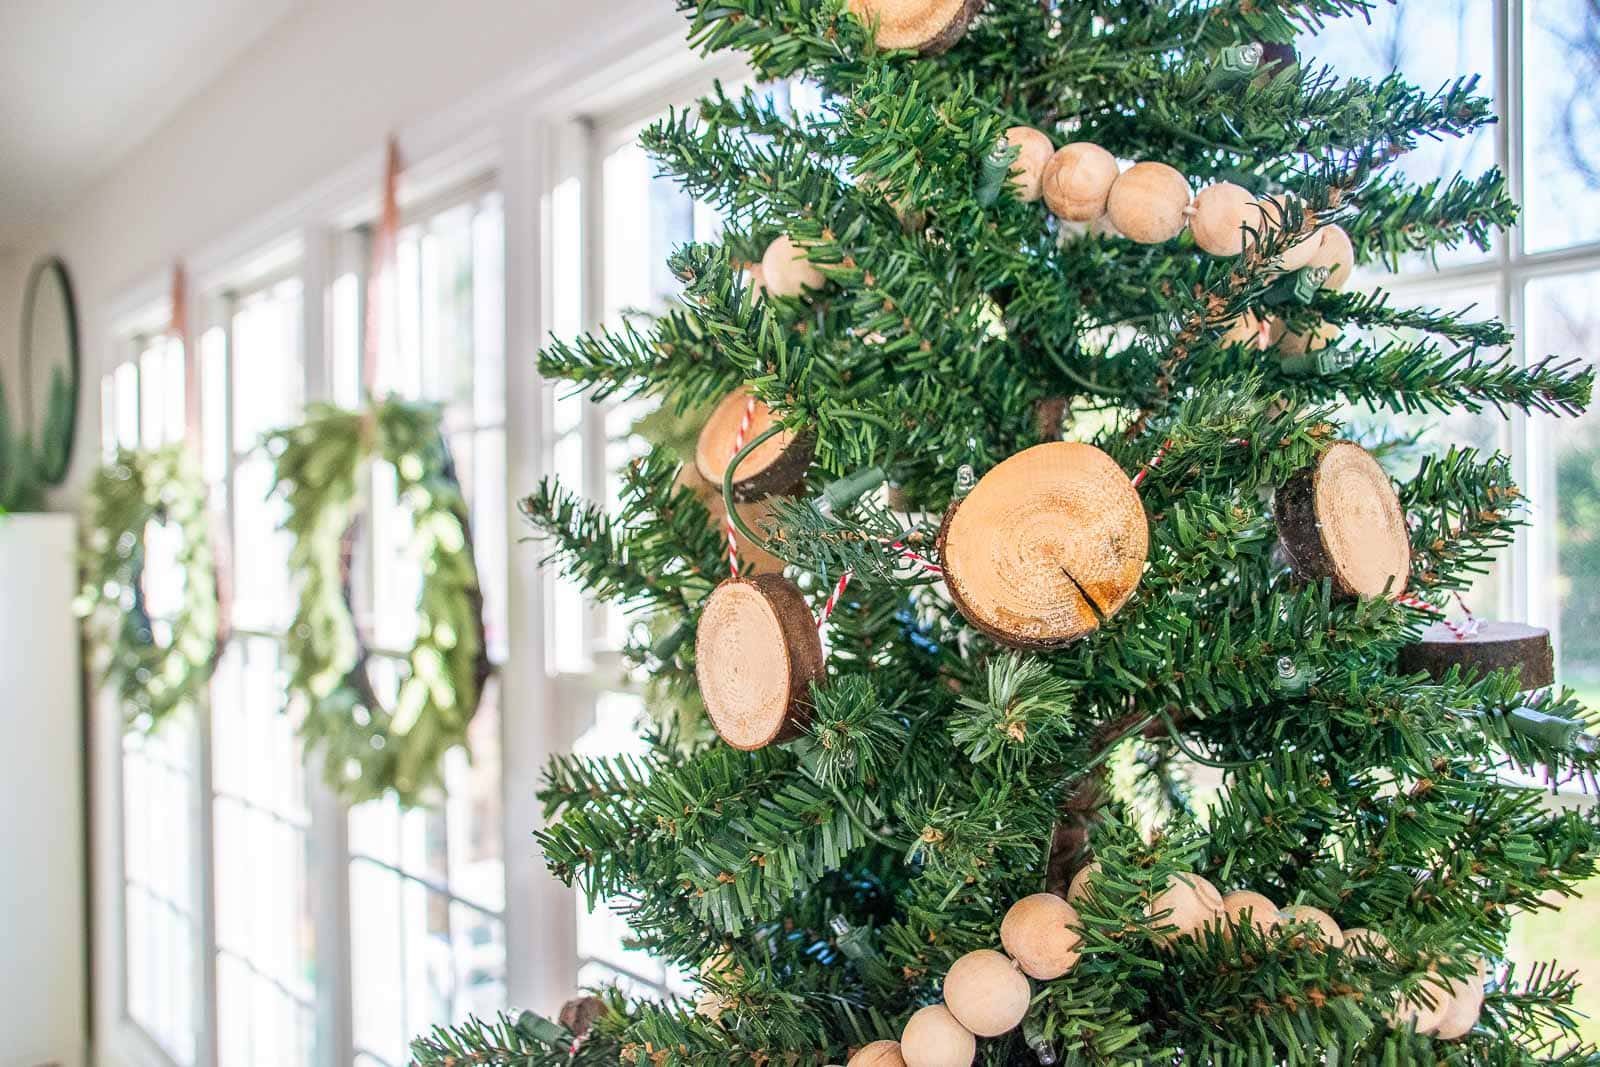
xmin=1275 ymin=441 xmax=1411 ymax=599
xmin=1398 ymin=620 xmax=1554 ymax=690
xmin=847 ymin=0 xmax=986 ymax=53
xmin=937 ymin=442 xmax=1148 ymax=648
xmin=694 ymin=387 xmax=815 ymax=502
xmin=695 ymin=574 xmax=825 ymax=750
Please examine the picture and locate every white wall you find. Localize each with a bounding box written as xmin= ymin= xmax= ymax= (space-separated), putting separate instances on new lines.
xmin=28 ymin=0 xmax=682 ymax=505
xmin=0 ymin=247 xmax=22 ymax=411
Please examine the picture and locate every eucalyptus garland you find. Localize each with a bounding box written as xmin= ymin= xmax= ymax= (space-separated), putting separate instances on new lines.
xmin=78 ymin=445 xmax=221 ymax=732
xmin=268 ymin=398 xmax=489 ymax=806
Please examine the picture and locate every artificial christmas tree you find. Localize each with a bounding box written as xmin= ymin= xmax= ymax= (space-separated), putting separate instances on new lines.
xmin=415 ymin=0 xmax=1600 ymax=1063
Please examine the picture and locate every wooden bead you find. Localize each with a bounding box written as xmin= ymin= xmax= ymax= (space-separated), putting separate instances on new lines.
xmin=1257 ymin=195 xmax=1320 ymax=271
xmin=694 ymin=387 xmax=815 ymax=501
xmin=1398 ymin=620 xmax=1554 ymax=690
xmin=1281 ymin=904 xmax=1343 ymax=947
xmin=1042 ymin=143 xmax=1119 ymax=222
xmin=1107 ymin=162 xmax=1191 ymax=244
xmin=1275 ymin=441 xmax=1411 ymax=600
xmin=1190 ymin=182 xmax=1262 ymax=256
xmin=1276 ymin=319 xmax=1340 ymax=355
xmin=1430 ymin=959 xmax=1486 ymax=1040
xmin=745 ymin=262 xmax=767 ymax=302
xmin=761 ymin=234 xmax=825 ymax=297
xmin=1387 ymin=973 xmax=1451 ymax=1035
xmin=1304 ymin=224 xmax=1355 ymax=289
xmin=848 ymin=1040 xmax=908 ymax=1067
xmin=695 ymin=575 xmax=825 ymax=749
xmin=1220 ymin=890 xmax=1281 ymax=936
xmin=899 ymin=1005 xmax=975 ymax=1067
xmin=1342 ymin=928 xmax=1393 ymax=960
xmin=942 ymin=949 xmax=1030 ymax=1037
xmin=1000 ymin=893 xmax=1083 ymax=979
xmin=1066 ymin=861 xmax=1100 ymax=905
xmin=937 ymin=442 xmax=1148 ymax=648
xmin=846 ymin=0 xmax=986 ymax=54
xmin=1147 ymin=873 xmax=1224 ymax=944
xmin=1003 ymin=127 xmax=1054 ymax=203
xmin=1218 ymin=310 xmax=1271 ymax=350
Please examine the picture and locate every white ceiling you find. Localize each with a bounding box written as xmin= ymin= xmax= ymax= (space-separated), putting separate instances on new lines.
xmin=0 ymin=0 xmax=304 ymax=246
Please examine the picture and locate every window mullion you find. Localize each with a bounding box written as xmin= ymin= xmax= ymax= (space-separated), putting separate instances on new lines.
xmin=299 ymin=224 xmax=356 ymax=1067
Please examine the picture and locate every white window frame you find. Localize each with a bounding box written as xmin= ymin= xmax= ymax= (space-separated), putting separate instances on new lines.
xmin=1370 ymin=0 xmax=1595 ymax=668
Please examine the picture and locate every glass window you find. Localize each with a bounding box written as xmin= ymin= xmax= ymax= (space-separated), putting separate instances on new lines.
xmin=1525 ymin=272 xmax=1600 ymax=703
xmin=346 ymin=186 xmax=509 ymax=1067
xmin=1523 ymin=0 xmax=1600 ymax=252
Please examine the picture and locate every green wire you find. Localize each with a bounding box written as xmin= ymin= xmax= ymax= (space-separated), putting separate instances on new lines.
xmin=719 ymin=422 xmax=802 ymax=568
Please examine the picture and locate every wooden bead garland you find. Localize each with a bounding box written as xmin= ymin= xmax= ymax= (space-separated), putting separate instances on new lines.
xmin=1108 ymin=161 xmax=1192 ymax=244
xmin=944 ymin=948 xmax=1031 ymax=1036
xmin=999 ymin=893 xmax=1083 ymax=979
xmin=1003 ymin=126 xmax=1055 ymax=203
xmin=1190 ymin=181 xmax=1261 ymax=256
xmin=1281 ymin=904 xmax=1344 ymax=947
xmin=1041 ymin=142 xmax=1120 ymax=222
xmin=848 ymin=1039 xmax=909 ymax=1067
xmin=1147 ymin=873 xmax=1225 ymax=945
xmin=997 ymin=126 xmax=1351 ymax=272
xmin=899 ymin=1005 xmax=975 ymax=1067
xmin=761 ymin=234 xmax=826 ymax=297
xmin=1220 ymin=890 xmax=1282 ymax=936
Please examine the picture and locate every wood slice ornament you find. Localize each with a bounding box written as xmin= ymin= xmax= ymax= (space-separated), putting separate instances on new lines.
xmin=1275 ymin=441 xmax=1411 ymax=599
xmin=938 ymin=442 xmax=1148 ymax=648
xmin=695 ymin=387 xmax=816 ymax=501
xmin=847 ymin=0 xmax=986 ymax=53
xmin=1398 ymin=620 xmax=1554 ymax=690
xmin=695 ymin=574 xmax=825 ymax=749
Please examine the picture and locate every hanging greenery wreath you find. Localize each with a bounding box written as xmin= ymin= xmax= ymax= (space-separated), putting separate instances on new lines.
xmin=78 ymin=445 xmax=222 ymax=733
xmin=268 ymin=398 xmax=489 ymax=807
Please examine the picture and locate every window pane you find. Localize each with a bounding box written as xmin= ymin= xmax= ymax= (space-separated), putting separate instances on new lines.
xmin=1526 ymin=272 xmax=1600 ymax=702
xmin=231 ymin=281 xmax=304 ymax=453
xmin=1523 ymin=0 xmax=1600 ymax=252
xmin=123 ymin=719 xmax=198 ymax=1065
xmin=212 ymin=638 xmax=315 ymax=1067
xmin=1305 ymin=0 xmax=1497 ymax=267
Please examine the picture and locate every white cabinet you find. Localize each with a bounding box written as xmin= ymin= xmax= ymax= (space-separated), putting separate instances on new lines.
xmin=0 ymin=514 xmax=87 ymax=1067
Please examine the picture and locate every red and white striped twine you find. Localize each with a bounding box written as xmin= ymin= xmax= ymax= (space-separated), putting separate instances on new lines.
xmin=1396 ymin=592 xmax=1478 ymax=640
xmin=814 ymin=541 xmax=944 ymax=629
xmin=725 ymin=395 xmax=758 ymax=578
